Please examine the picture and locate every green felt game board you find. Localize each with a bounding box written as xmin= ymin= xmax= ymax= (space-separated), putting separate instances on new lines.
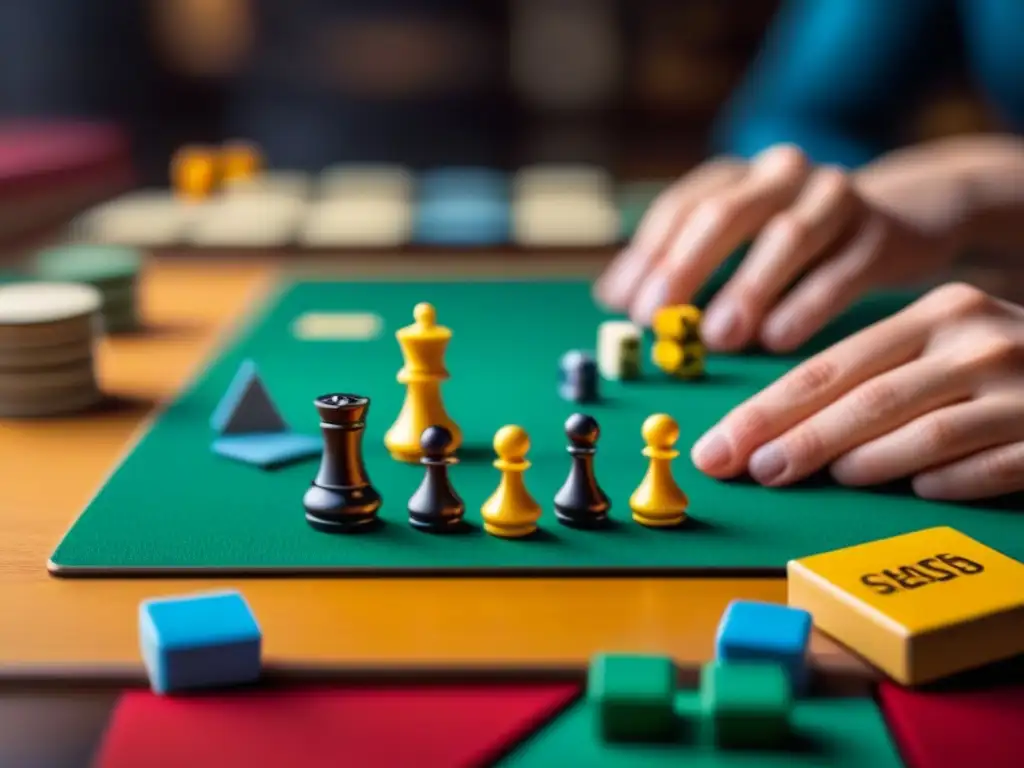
xmin=500 ymin=693 xmax=903 ymax=766
xmin=50 ymin=279 xmax=1024 ymax=575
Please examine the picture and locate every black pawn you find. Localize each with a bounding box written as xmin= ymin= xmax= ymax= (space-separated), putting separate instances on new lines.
xmin=408 ymin=425 xmax=465 ymax=533
xmin=554 ymin=413 xmax=610 ymax=528
xmin=304 ymin=394 xmax=382 ymax=533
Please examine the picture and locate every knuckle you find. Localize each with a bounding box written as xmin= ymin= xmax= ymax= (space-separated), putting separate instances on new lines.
xmin=965 ymin=331 xmax=1024 ymax=373
xmin=691 ymin=198 xmax=738 ymax=234
xmin=917 ymin=416 xmax=958 ymax=450
xmin=729 ymin=278 xmax=769 ymax=310
xmin=931 ymin=282 xmax=993 ymax=318
xmin=727 ymin=403 xmax=775 ymax=447
xmin=784 ymin=426 xmax=827 ymax=464
xmin=756 ymin=144 xmax=810 ymax=177
xmin=786 ymin=356 xmax=842 ymax=402
xmin=765 ymin=213 xmax=810 ymax=252
xmin=981 ymin=448 xmax=1022 ymax=483
xmin=850 ymin=379 xmax=900 ymax=416
xmin=812 ymin=165 xmax=853 ymax=200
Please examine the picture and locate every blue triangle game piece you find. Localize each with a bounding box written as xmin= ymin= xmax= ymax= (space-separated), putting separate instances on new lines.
xmin=211 ymin=433 xmax=322 ymax=469
xmin=210 ymin=360 xmax=288 ymax=435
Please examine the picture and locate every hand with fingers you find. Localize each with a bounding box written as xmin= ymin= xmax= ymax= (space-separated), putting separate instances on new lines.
xmin=595 ymin=143 xmax=965 ymax=353
xmin=691 ymin=282 xmax=1024 ymax=501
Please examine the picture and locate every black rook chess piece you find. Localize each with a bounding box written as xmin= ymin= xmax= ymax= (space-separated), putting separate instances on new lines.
xmin=304 ymin=394 xmax=382 ymax=533
xmin=407 ymin=425 xmax=465 ymax=532
xmin=554 ymin=413 xmax=610 ymax=528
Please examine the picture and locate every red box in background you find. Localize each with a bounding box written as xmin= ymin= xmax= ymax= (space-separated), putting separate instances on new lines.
xmin=0 ymin=121 xmax=134 ymax=246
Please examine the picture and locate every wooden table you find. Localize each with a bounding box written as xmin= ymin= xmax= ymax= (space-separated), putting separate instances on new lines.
xmin=0 ymin=252 xmax=864 ymax=678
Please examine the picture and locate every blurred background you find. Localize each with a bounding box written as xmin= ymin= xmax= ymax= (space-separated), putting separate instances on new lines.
xmin=0 ymin=0 xmax=997 ymax=185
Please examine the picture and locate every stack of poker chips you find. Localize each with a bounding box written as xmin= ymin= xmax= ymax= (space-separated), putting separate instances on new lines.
xmin=0 ymin=282 xmax=104 ymax=418
xmin=33 ymin=244 xmax=143 ymax=334
xmin=651 ymin=305 xmax=705 ymax=379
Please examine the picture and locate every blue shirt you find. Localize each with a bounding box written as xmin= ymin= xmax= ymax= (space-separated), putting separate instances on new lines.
xmin=713 ymin=0 xmax=1024 ymax=168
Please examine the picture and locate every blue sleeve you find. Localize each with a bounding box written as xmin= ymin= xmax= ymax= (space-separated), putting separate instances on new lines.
xmin=712 ymin=0 xmax=957 ymax=168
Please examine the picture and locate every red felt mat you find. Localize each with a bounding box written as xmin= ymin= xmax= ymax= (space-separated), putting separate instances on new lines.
xmin=95 ymin=682 xmax=581 ymax=768
xmin=879 ymin=679 xmax=1024 ymax=768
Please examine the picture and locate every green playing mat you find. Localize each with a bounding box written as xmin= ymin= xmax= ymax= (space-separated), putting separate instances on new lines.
xmin=50 ymin=279 xmax=1024 ymax=575
xmin=499 ymin=693 xmax=903 ymax=766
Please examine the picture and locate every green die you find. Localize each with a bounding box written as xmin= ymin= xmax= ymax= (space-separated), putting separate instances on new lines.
xmin=700 ymin=661 xmax=792 ymax=749
xmin=588 ymin=653 xmax=677 ymax=742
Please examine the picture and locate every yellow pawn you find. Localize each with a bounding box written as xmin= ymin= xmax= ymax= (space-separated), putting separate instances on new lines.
xmin=384 ymin=302 xmax=462 ymax=463
xmin=481 ymin=426 xmax=542 ymax=538
xmin=171 ymin=145 xmax=218 ymax=201
xmin=221 ymin=140 xmax=263 ymax=183
xmin=630 ymin=414 xmax=689 ymax=528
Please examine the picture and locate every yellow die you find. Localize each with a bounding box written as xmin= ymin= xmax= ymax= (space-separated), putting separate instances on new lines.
xmin=652 ymin=305 xmax=702 ymax=342
xmin=652 ymin=340 xmax=705 ymax=379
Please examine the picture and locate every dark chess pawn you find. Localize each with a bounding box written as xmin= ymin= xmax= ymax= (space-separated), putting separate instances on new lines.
xmin=554 ymin=413 xmax=611 ymax=528
xmin=408 ymin=425 xmax=466 ymax=533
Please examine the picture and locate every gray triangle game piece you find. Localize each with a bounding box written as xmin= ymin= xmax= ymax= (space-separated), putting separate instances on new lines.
xmin=210 ymin=359 xmax=288 ymax=435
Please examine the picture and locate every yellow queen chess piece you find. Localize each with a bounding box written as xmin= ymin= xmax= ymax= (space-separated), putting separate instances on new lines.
xmin=630 ymin=414 xmax=689 ymax=527
xmin=384 ymin=302 xmax=462 ymax=463
xmin=481 ymin=425 xmax=542 ymax=538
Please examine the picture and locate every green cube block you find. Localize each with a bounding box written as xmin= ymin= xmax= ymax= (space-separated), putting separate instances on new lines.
xmin=700 ymin=661 xmax=792 ymax=748
xmin=588 ymin=653 xmax=676 ymax=742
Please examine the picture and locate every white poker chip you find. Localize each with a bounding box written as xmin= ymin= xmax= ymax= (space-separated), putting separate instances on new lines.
xmin=0 ymin=283 xmax=103 ymax=326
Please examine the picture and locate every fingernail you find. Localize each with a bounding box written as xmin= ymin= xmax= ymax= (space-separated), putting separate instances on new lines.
xmin=762 ymin=313 xmax=798 ymax=351
xmin=631 ymin=278 xmax=667 ymax=325
xmin=912 ymin=474 xmax=943 ymax=499
xmin=749 ymin=443 xmax=787 ymax=485
xmin=693 ymin=431 xmax=731 ymax=472
xmin=702 ymin=303 xmax=740 ymax=346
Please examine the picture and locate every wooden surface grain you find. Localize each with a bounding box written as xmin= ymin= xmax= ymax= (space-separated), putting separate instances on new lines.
xmin=0 ymin=252 xmax=872 ymax=678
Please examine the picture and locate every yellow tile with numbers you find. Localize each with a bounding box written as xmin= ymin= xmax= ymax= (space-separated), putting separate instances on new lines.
xmin=787 ymin=527 xmax=1024 ymax=685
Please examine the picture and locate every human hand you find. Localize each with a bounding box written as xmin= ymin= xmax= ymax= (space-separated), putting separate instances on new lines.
xmin=595 ymin=144 xmax=964 ymax=353
xmin=691 ymin=283 xmax=1024 ymax=501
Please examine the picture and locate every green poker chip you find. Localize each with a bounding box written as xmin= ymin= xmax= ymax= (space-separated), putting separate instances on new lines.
xmin=33 ymin=244 xmax=142 ymax=284
xmin=0 ymin=271 xmax=32 ymax=285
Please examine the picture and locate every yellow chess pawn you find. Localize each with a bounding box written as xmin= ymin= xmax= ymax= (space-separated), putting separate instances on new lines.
xmin=384 ymin=302 xmax=462 ymax=463
xmin=630 ymin=414 xmax=689 ymax=527
xmin=221 ymin=140 xmax=262 ymax=183
xmin=481 ymin=425 xmax=542 ymax=538
xmin=171 ymin=145 xmax=218 ymax=201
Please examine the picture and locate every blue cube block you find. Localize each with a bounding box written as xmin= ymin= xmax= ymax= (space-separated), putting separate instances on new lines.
xmin=139 ymin=590 xmax=262 ymax=694
xmin=414 ymin=197 xmax=511 ymax=246
xmin=715 ymin=600 xmax=812 ymax=691
xmin=418 ymin=166 xmax=509 ymax=199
